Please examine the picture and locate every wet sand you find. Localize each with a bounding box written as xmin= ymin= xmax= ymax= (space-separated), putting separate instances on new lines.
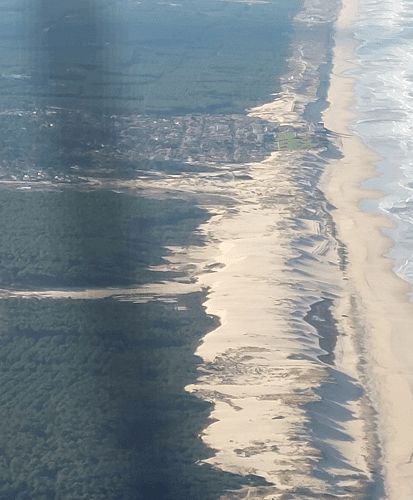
xmin=322 ymin=0 xmax=413 ymax=497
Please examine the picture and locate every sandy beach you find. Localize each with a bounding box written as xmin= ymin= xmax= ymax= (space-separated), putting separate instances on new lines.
xmin=322 ymin=0 xmax=413 ymax=497
xmin=3 ymin=0 xmax=412 ymax=496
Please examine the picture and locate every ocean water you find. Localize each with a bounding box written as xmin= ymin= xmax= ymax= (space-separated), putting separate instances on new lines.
xmin=350 ymin=0 xmax=413 ymax=292
xmin=0 ymin=0 xmax=391 ymax=499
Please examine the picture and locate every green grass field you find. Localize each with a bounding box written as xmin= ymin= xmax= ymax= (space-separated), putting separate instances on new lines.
xmin=274 ymin=131 xmax=315 ymax=151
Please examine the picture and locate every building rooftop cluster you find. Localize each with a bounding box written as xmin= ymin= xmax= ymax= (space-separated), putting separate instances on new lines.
xmin=0 ymin=108 xmax=324 ymax=182
xmin=115 ymin=113 xmax=283 ymax=165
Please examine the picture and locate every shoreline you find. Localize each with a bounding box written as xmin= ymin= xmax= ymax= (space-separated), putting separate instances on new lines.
xmin=322 ymin=0 xmax=413 ymax=497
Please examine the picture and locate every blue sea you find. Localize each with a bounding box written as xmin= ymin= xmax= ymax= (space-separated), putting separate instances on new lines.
xmin=350 ymin=0 xmax=413 ymax=295
xmin=0 ymin=0 xmax=407 ymax=498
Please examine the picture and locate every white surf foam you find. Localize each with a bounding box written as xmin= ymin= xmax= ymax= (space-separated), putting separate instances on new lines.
xmin=350 ymin=0 xmax=413 ymax=292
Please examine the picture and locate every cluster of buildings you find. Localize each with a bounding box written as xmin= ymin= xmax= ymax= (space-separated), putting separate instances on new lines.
xmin=115 ymin=113 xmax=293 ymax=165
xmin=0 ymin=108 xmax=325 ymax=182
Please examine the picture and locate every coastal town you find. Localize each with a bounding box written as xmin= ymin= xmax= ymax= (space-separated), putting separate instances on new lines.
xmin=0 ymin=107 xmax=326 ymax=182
xmin=114 ymin=113 xmax=324 ymax=165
